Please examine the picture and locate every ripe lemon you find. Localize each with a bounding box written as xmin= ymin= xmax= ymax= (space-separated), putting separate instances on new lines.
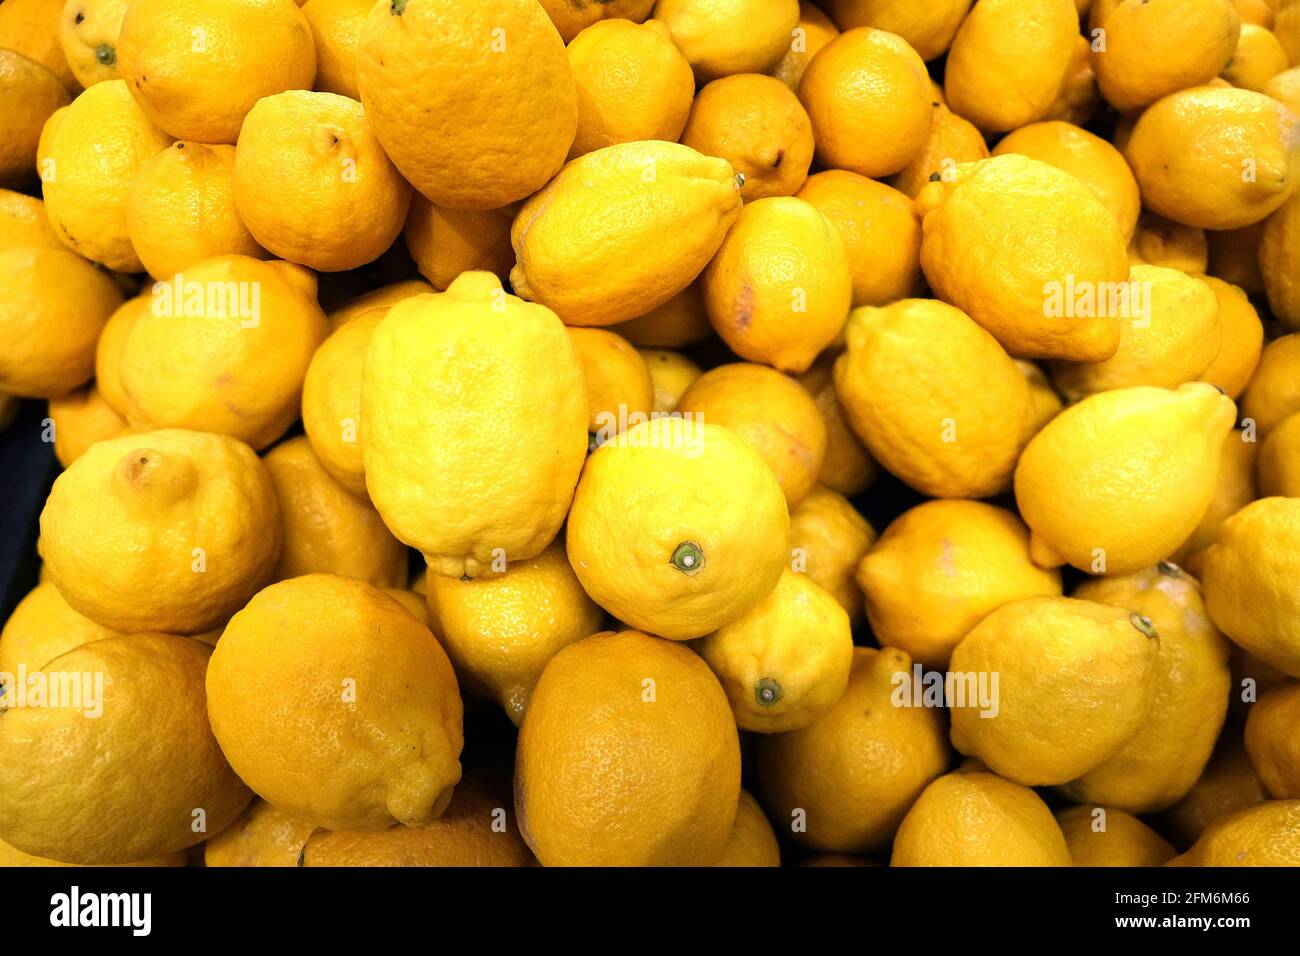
xmin=1128 ymin=211 xmax=1209 ymax=272
xmin=1175 ymin=430 xmax=1258 ymax=574
xmin=1207 ymin=221 xmax=1266 ymax=294
xmin=425 ymin=539 xmax=604 ymax=726
xmin=1055 ymin=806 xmax=1176 ymax=867
xmin=128 ymin=141 xmax=267 ymax=281
xmin=0 ymin=48 xmax=69 ymax=189
xmin=1258 ymin=412 xmax=1300 ymax=496
xmin=1241 ymin=334 xmax=1300 ymax=434
xmin=1045 ymin=34 xmax=1103 ymax=127
xmin=0 ymin=838 xmax=184 ymax=868
xmin=356 ymin=0 xmax=575 ymax=209
xmin=656 ymin=0 xmax=799 ymax=81
xmin=0 ymin=633 xmax=252 ymax=864
xmin=1265 ymin=64 xmax=1300 ymax=113
xmin=0 ymin=0 xmax=78 ymax=89
xmin=756 ymin=646 xmax=950 ymax=853
xmin=610 ymin=282 xmax=714 ymax=348
xmin=697 ymin=569 xmax=853 ymax=733
xmin=1245 ymin=680 xmax=1300 ymax=797
xmin=511 ymin=140 xmax=743 ymax=327
xmin=1015 ymin=383 xmax=1237 ymax=574
xmin=797 ymin=354 xmax=877 ymax=497
xmin=825 ymin=0 xmax=970 ymax=61
xmin=833 ymin=298 xmax=1032 ymax=498
xmin=566 ymin=416 xmax=789 ymax=640
xmin=788 ymin=484 xmax=876 ymax=620
xmin=1198 ymin=275 xmax=1265 ymax=398
xmin=1017 ymin=360 xmax=1066 ymax=438
xmin=1168 ymin=800 xmax=1300 ymax=865
xmin=1259 ymin=190 xmax=1299 ymax=328
xmin=117 ymin=0 xmax=316 ymax=144
xmin=640 ymin=348 xmax=702 ymax=413
xmin=887 ymin=101 xmax=988 ymax=200
xmin=93 ymin=294 xmax=148 ymax=416
xmin=537 ymin=0 xmax=655 ymax=43
xmin=566 ymin=328 xmax=655 ymax=438
xmin=300 ymin=0 xmax=371 ymax=99
xmin=47 ymin=385 xmax=129 ymax=467
xmin=857 ymin=500 xmax=1062 ymax=669
xmin=1224 ymin=22 xmax=1291 ymax=90
xmin=0 ymin=188 xmax=63 ymax=252
xmin=0 ymin=582 xmax=119 ymax=678
xmin=204 ymin=799 xmax=317 ymax=867
xmin=713 ymin=790 xmax=781 ymax=867
xmin=327 ymin=279 xmax=432 ymax=330
xmin=515 ymin=630 xmax=741 ymax=866
xmin=403 ymin=197 xmax=514 ymax=291
xmin=207 ymin=574 xmax=463 ymax=830
xmin=1159 ymin=736 xmax=1267 ymax=848
xmin=57 ymin=0 xmax=128 ymax=88
xmin=772 ymin=2 xmax=839 ymax=91
xmin=362 ymin=273 xmax=588 ymax=578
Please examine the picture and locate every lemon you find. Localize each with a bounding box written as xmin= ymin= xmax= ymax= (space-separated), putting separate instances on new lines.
xmin=676 ymin=362 xmax=827 ymax=508
xmin=47 ymin=384 xmax=129 ymax=467
xmin=1063 ymin=563 xmax=1232 ymax=813
xmin=515 ymin=630 xmax=741 ymax=866
xmin=655 ymin=0 xmax=799 ymax=81
xmin=512 ymin=141 xmax=743 ymax=327
xmin=567 ymin=416 xmax=789 ymax=640
xmin=887 ymin=101 xmax=988 ymax=200
xmin=39 ymin=428 xmax=280 ymax=633
xmin=567 ymin=18 xmax=694 ymax=160
xmin=1245 ymin=680 xmax=1300 ymax=797
xmin=1265 ymin=65 xmax=1300 ymax=113
xmin=207 ymin=574 xmax=463 ymax=830
xmin=0 ymin=838 xmax=184 ymax=868
xmin=1054 ymin=806 xmax=1176 ymax=867
xmin=1198 ymin=275 xmax=1265 ymax=398
xmin=787 ymin=484 xmax=876 ymax=620
xmin=1128 ymin=211 xmax=1209 ymax=272
xmin=609 ymin=282 xmax=714 ymax=348
xmin=639 ymin=348 xmax=702 ymax=414
xmin=825 ymin=0 xmax=970 ymax=61
xmin=300 ymin=0 xmax=371 ymax=99
xmin=798 ymin=27 xmax=932 ymax=177
xmin=1168 ymin=800 xmax=1300 ymax=865
xmin=0 ymin=0 xmax=78 ymax=89
xmin=697 ymin=569 xmax=852 ymax=733
xmin=772 ymin=2 xmax=839 ymax=91
xmin=1159 ymin=736 xmax=1267 ymax=848
xmin=0 ymin=582 xmax=119 ymax=678
xmin=712 ymin=790 xmax=781 ymax=867
xmin=567 ymin=328 xmax=655 ymax=438
xmin=857 ymin=500 xmax=1062 ymax=669
xmin=797 ymin=353 xmax=878 ymax=497
xmin=57 ymin=0 xmax=128 ymax=88
xmin=362 ymin=273 xmax=588 ymax=578
xmin=891 ymin=772 xmax=1072 ymax=867
xmin=425 ymin=540 xmax=604 ymax=726
xmin=1258 ymin=412 xmax=1300 ymax=496
xmin=950 ymin=596 xmax=1160 ymax=786
xmin=0 ymin=188 xmax=63 ymax=253
xmin=204 ymin=799 xmax=317 ymax=867
xmin=756 ymin=646 xmax=950 ymax=853
xmin=403 ymin=197 xmax=514 ymax=291
xmin=1175 ymin=430 xmax=1258 ymax=571
xmin=1224 ymin=21 xmax=1291 ymax=91
xmin=1241 ymin=334 xmax=1300 ymax=434
xmin=1203 ymin=497 xmax=1300 ymax=677
xmin=0 ymin=633 xmax=252 ymax=864
xmin=833 ymin=298 xmax=1032 ymax=498
xmin=1260 ymin=190 xmax=1299 ymax=328
xmin=1207 ymin=221 xmax=1266 ymax=295
xmin=537 ymin=0 xmax=655 ymax=43
xmin=0 ymin=48 xmax=69 ymax=189
xmin=93 ymin=294 xmax=147 ymax=416
xmin=326 ymin=278 xmax=432 ymax=329
xmin=1015 ymin=383 xmax=1237 ymax=574
xmin=1017 ymin=360 xmax=1065 ymax=438
xmin=1044 ymin=34 xmax=1102 ymax=126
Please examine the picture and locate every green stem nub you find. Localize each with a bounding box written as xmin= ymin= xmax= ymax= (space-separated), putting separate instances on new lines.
xmin=755 ymin=678 xmax=782 ymax=707
xmin=1156 ymin=560 xmax=1182 ymax=577
xmin=95 ymin=44 xmax=115 ymax=66
xmin=670 ymin=541 xmax=704 ymax=575
xmin=390 ymin=0 xmax=408 ymax=14
xmin=1130 ymin=612 xmax=1159 ymax=640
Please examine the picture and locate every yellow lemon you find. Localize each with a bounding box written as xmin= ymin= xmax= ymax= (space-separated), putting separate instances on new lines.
xmin=1198 ymin=275 xmax=1265 ymax=397
xmin=302 ymin=306 xmax=383 ymax=498
xmin=640 ymin=348 xmax=703 ymax=413
xmin=1168 ymin=800 xmax=1300 ymax=865
xmin=117 ymin=0 xmax=316 ymax=144
xmin=1258 ymin=411 xmax=1300 ymax=495
xmin=1128 ymin=211 xmax=1209 ymax=272
xmin=538 ymin=0 xmax=655 ymax=43
xmin=712 ymin=790 xmax=781 ymax=867
xmin=697 ymin=569 xmax=853 ymax=733
xmin=0 ymin=633 xmax=251 ymax=864
xmin=797 ymin=353 xmax=877 ymax=497
xmin=425 ymin=539 xmax=604 ymax=726
xmin=403 ymin=197 xmax=514 ymax=291
xmin=567 ymin=18 xmax=694 ymax=160
xmin=1245 ymin=680 xmax=1300 ymax=798
xmin=857 ymin=500 xmax=1062 ymax=669
xmin=39 ymin=428 xmax=280 ymax=633
xmin=511 ymin=140 xmax=743 ymax=327
xmin=772 ymin=2 xmax=839 ymax=91
xmin=0 ymin=0 xmax=78 ymax=90
xmin=1259 ymin=190 xmax=1300 ymax=328
xmin=567 ymin=328 xmax=655 ymax=438
xmin=515 ymin=629 xmax=741 ymax=866
xmin=949 ymin=596 xmax=1160 ymax=786
xmin=327 ymin=279 xmax=431 ymax=329
xmin=655 ymin=0 xmax=799 ymax=81
xmin=300 ymin=0 xmax=371 ymax=99
xmin=566 ymin=416 xmax=789 ymax=640
xmin=1174 ymin=429 xmax=1259 ymax=568
xmin=93 ymin=294 xmax=147 ymax=416
xmin=0 ymin=838 xmax=184 ymax=868
xmin=825 ymin=0 xmax=970 ymax=61
xmin=0 ymin=188 xmax=63 ymax=252
xmin=0 ymin=582 xmax=119 ymax=678
xmin=0 ymin=48 xmax=70 ymax=188
xmin=1159 ymin=736 xmax=1267 ymax=848
xmin=1224 ymin=21 xmax=1291 ymax=90
xmin=57 ymin=0 xmax=128 ymax=87
xmin=798 ymin=27 xmax=932 ymax=177
xmin=677 ymin=362 xmax=827 ymax=508
xmin=1044 ymin=34 xmax=1102 ymax=127
xmin=1014 ymin=383 xmax=1237 ymax=573
xmin=787 ymin=484 xmax=876 ymax=620
xmin=1203 ymin=497 xmax=1300 ymax=676
xmin=207 ymin=574 xmax=463 ymax=830
xmin=1265 ymin=64 xmax=1300 ymax=112
xmin=1241 ymin=334 xmax=1300 ymax=433
xmin=362 ymin=273 xmax=588 ymax=578
xmin=610 ymin=282 xmax=715 ymax=348
xmin=118 ymin=256 xmax=329 ymax=450
xmin=0 ymin=247 xmax=122 ymax=398
xmin=891 ymin=772 xmax=1072 ymax=866
xmin=128 ymin=141 xmax=267 ymax=281
xmin=205 ymin=799 xmax=317 ymax=867
xmin=1125 ymin=85 xmax=1300 ymax=229
xmin=357 ymin=0 xmax=575 ymax=209
xmin=887 ymin=101 xmax=989 ymax=201
xmin=1207 ymin=222 xmax=1266 ymax=295
xmin=47 ymin=384 xmax=128 ymax=467
xmin=1055 ymin=806 xmax=1176 ymax=867
xmin=1017 ymin=359 xmax=1066 ymax=437
xmin=833 ymin=298 xmax=1032 ymax=498
xmin=1064 ymin=562 xmax=1232 ymax=813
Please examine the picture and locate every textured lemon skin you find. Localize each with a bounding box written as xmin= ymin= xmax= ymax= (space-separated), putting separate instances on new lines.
xmin=712 ymin=790 xmax=781 ymax=867
xmin=0 ymin=0 xmax=78 ymax=89
xmin=1265 ymin=66 xmax=1300 ymax=115
xmin=58 ymin=0 xmax=129 ymax=88
xmin=1092 ymin=0 xmax=1240 ymax=111
xmin=204 ymin=799 xmax=318 ymax=867
xmin=233 ymin=90 xmax=411 ymax=273
xmin=538 ymin=0 xmax=655 ymax=43
xmin=798 ymin=27 xmax=932 ymax=177
xmin=511 ymin=141 xmax=743 ymax=327
xmin=857 ymin=500 xmax=1062 ymax=669
xmin=943 ymin=0 xmax=1077 ymax=133
xmin=677 ymin=362 xmax=827 ymax=509
xmin=918 ymin=154 xmax=1129 ymax=362
xmin=0 ymin=189 xmax=64 ymax=253
xmin=39 ymin=428 xmax=281 ymax=634
xmin=515 ymin=630 xmax=741 ymax=867
xmin=825 ymin=0 xmax=969 ymax=61
xmin=757 ymin=646 xmax=950 ymax=854
xmin=403 ymin=196 xmax=514 ymax=291
xmin=1203 ymin=497 xmax=1300 ymax=677
xmin=1241 ymin=334 xmax=1300 ymax=435
xmin=1159 ymin=737 xmax=1267 ymax=848
xmin=833 ymin=298 xmax=1032 ymax=498
xmin=38 ymin=79 xmax=170 ymax=272
xmin=0 ymin=582 xmax=119 ymax=677
xmin=950 ymin=597 xmax=1160 ymax=786
xmin=300 ymin=0 xmax=372 ymax=99
xmin=566 ymin=328 xmax=654 ymax=433
xmin=1223 ymin=22 xmax=1290 ymax=91
xmin=1198 ymin=275 xmax=1265 ymax=398
xmin=93 ymin=295 xmax=148 ymax=416
xmin=357 ymin=0 xmax=575 ymax=210
xmin=1128 ymin=211 xmax=1209 ymax=272
xmin=1014 ymin=383 xmax=1237 ymax=574
xmin=887 ymin=102 xmax=988 ymax=200
xmin=697 ymin=569 xmax=853 ymax=733
xmin=787 ymin=485 xmax=875 ymax=619
xmin=48 ymin=385 xmax=129 ymax=467
xmin=118 ymin=255 xmax=330 ymax=451
xmin=772 ymin=2 xmax=839 ymax=91
xmin=1124 ymin=86 xmax=1300 ymax=230
xmin=206 ymin=574 xmax=464 ymax=832
xmin=0 ymin=838 xmax=184 ymax=868
xmin=1168 ymin=800 xmax=1300 ymax=865
xmin=656 ymin=0 xmax=799 ymax=81
xmin=1062 ymin=564 xmax=1231 ymax=813
xmin=1044 ymin=34 xmax=1102 ymax=127
xmin=891 ymin=772 xmax=1072 ymax=866
xmin=1260 ymin=190 xmax=1300 ymax=328
xmin=640 ymin=348 xmax=702 ymax=414
xmin=1055 ymin=806 xmax=1176 ymax=867
xmin=567 ymin=417 xmax=789 ymax=641
xmin=1245 ymin=681 xmax=1300 ymax=798
xmin=1259 ymin=412 xmax=1300 ymax=497
xmin=327 ymin=279 xmax=432 ymax=330
xmin=362 ymin=273 xmax=588 ymax=579
xmin=0 ymin=247 xmax=123 ymax=399
xmin=303 ymin=773 xmax=533 ymax=866
xmin=797 ymin=355 xmax=877 ymax=497
xmin=117 ymin=0 xmax=317 ymax=144
xmin=610 ymin=283 xmax=714 ymax=348
xmin=426 ymin=540 xmax=604 ymax=727
xmin=0 ymin=634 xmax=252 ymax=864
xmin=1174 ymin=430 xmax=1258 ymax=569
xmin=0 ymin=49 xmax=69 ymax=188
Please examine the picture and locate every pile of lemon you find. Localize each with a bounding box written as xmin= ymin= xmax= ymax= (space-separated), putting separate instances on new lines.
xmin=0 ymin=0 xmax=1298 ymax=869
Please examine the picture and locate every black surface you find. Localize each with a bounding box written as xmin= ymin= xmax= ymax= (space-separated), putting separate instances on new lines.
xmin=0 ymin=400 xmax=57 ymax=620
